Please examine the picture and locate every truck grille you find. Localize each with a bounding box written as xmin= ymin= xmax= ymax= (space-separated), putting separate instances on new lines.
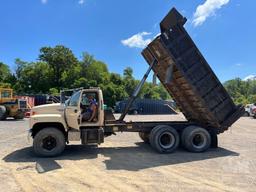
xmin=18 ymin=100 xmax=27 ymax=109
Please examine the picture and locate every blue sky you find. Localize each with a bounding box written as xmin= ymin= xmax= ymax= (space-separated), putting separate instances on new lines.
xmin=0 ymin=0 xmax=255 ymax=82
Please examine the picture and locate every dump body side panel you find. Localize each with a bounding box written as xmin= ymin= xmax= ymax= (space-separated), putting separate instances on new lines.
xmin=142 ymin=8 xmax=244 ymax=133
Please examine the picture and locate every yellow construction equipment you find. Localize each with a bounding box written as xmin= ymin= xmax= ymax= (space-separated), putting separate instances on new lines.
xmin=0 ymin=88 xmax=27 ymax=120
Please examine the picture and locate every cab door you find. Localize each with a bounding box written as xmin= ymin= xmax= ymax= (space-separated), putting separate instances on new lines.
xmin=65 ymin=91 xmax=81 ymax=129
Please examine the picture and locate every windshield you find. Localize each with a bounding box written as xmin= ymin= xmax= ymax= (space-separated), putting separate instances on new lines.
xmin=64 ymin=99 xmax=70 ymax=106
xmin=68 ymin=91 xmax=81 ymax=107
xmin=1 ymin=90 xmax=11 ymax=98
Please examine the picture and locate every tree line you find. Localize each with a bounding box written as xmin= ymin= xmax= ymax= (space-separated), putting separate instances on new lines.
xmin=0 ymin=45 xmax=170 ymax=107
xmin=223 ymin=78 xmax=256 ymax=105
xmin=1 ymin=45 xmax=255 ymax=106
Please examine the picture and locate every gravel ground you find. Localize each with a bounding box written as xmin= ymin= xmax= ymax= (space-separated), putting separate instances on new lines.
xmin=0 ymin=115 xmax=255 ymax=192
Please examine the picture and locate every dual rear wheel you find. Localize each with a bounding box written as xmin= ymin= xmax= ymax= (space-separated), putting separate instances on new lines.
xmin=149 ymin=125 xmax=180 ymax=153
xmin=181 ymin=126 xmax=211 ymax=152
xmin=139 ymin=125 xmax=212 ymax=153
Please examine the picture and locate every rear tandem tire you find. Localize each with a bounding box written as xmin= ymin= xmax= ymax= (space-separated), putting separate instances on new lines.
xmin=181 ymin=126 xmax=211 ymax=153
xmin=33 ymin=127 xmax=66 ymax=157
xmin=0 ymin=106 xmax=7 ymax=120
xmin=149 ymin=125 xmax=180 ymax=153
xmin=138 ymin=132 xmax=150 ymax=144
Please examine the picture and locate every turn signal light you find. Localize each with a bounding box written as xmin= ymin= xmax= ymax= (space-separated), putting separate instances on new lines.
xmin=31 ymin=111 xmax=37 ymax=116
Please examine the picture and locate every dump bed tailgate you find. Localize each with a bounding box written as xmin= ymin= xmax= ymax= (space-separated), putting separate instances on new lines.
xmin=142 ymin=8 xmax=244 ymax=133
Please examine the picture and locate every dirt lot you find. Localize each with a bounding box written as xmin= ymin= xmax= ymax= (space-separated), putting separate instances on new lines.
xmin=0 ymin=115 xmax=255 ymax=192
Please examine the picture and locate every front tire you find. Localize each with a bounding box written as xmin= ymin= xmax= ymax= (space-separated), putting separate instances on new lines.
xmin=14 ymin=112 xmax=24 ymax=120
xmin=181 ymin=126 xmax=211 ymax=152
xmin=33 ymin=127 xmax=66 ymax=157
xmin=0 ymin=106 xmax=7 ymax=120
xmin=149 ymin=125 xmax=179 ymax=153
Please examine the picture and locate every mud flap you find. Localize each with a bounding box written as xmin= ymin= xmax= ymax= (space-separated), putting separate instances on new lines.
xmin=210 ymin=132 xmax=218 ymax=148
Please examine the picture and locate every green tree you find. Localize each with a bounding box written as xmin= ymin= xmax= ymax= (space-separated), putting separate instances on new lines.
xmin=123 ymin=67 xmax=136 ymax=96
xmin=39 ymin=45 xmax=79 ymax=89
xmin=15 ymin=59 xmax=27 ymax=79
xmin=49 ymin=88 xmax=59 ymax=95
xmin=157 ymin=84 xmax=171 ymax=100
xmin=14 ymin=60 xmax=52 ymax=94
xmin=100 ymin=82 xmax=128 ymax=107
xmin=123 ymin=67 xmax=133 ymax=78
xmin=85 ymin=60 xmax=110 ymax=85
xmin=80 ymin=52 xmax=94 ymax=77
xmin=0 ymin=62 xmax=11 ymax=82
xmin=0 ymin=83 xmax=11 ymax=88
xmin=224 ymin=78 xmax=256 ymax=105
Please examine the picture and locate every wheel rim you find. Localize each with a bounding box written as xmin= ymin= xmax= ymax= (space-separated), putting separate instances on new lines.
xmin=42 ymin=136 xmax=57 ymax=151
xmin=158 ymin=132 xmax=175 ymax=149
xmin=192 ymin=133 xmax=207 ymax=149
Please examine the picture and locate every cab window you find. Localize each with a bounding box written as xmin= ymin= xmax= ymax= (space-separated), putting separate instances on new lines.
xmin=68 ymin=91 xmax=81 ymax=107
xmin=1 ymin=91 xmax=11 ymax=98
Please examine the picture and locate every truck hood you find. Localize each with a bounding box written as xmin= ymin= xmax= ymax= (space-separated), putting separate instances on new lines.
xmin=32 ymin=103 xmax=64 ymax=115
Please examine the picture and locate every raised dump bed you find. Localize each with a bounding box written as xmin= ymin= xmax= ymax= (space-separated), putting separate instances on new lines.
xmin=142 ymin=8 xmax=244 ymax=134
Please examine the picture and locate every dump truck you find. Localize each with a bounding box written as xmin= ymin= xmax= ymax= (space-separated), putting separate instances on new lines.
xmin=29 ymin=8 xmax=244 ymax=157
xmin=0 ymin=88 xmax=27 ymax=120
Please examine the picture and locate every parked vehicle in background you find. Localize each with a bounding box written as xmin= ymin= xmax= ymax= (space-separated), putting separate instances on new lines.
xmin=244 ymin=104 xmax=256 ymax=117
xmin=0 ymin=88 xmax=27 ymax=120
xmin=252 ymin=107 xmax=256 ymax=118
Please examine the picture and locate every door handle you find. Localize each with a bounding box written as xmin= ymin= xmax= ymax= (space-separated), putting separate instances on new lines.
xmin=74 ymin=109 xmax=78 ymax=113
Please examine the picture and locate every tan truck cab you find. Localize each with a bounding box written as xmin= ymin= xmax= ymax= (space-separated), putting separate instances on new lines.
xmin=30 ymin=88 xmax=105 ymax=156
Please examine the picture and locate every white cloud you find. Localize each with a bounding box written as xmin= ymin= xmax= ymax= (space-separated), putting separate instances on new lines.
xmin=41 ymin=0 xmax=47 ymax=4
xmin=41 ymin=0 xmax=85 ymax=5
xmin=78 ymin=0 xmax=85 ymax=5
xmin=121 ymin=32 xmax=152 ymax=48
xmin=243 ymin=75 xmax=256 ymax=81
xmin=154 ymin=33 xmax=161 ymax=38
xmin=192 ymin=0 xmax=230 ymax=27
xmin=235 ymin=63 xmax=243 ymax=67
